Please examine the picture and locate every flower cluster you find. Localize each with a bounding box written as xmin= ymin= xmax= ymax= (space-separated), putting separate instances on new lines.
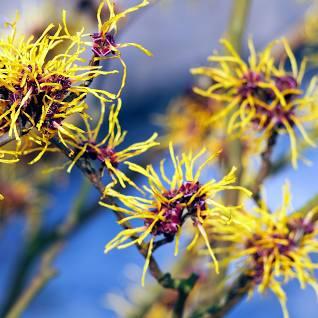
xmin=156 ymin=92 xmax=224 ymax=154
xmin=0 ymin=16 xmax=117 ymax=163
xmin=93 ymin=0 xmax=150 ymax=57
xmin=2 ymin=2 xmax=318 ymax=318
xmin=209 ymin=185 xmax=318 ymax=318
xmin=191 ymin=38 xmax=318 ymax=167
xmin=156 ymin=90 xmax=262 ymax=169
xmin=101 ymin=144 xmax=251 ymax=285
xmin=0 ymin=0 xmax=152 ymax=165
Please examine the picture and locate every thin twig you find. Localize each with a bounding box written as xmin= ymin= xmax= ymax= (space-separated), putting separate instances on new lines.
xmin=190 ymin=274 xmax=252 ymax=318
xmin=0 ymin=183 xmax=98 ymax=317
xmin=5 ymin=243 xmax=62 ymax=318
xmin=172 ymin=274 xmax=199 ymax=318
xmin=296 ymin=193 xmax=318 ymax=220
xmin=251 ymin=130 xmax=278 ymax=204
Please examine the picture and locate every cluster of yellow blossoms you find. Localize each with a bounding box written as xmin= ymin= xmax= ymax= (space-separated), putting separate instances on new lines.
xmin=209 ymin=185 xmax=318 ymax=318
xmin=0 ymin=0 xmax=151 ymax=165
xmin=156 ymin=92 xmax=224 ymax=154
xmin=0 ymin=2 xmax=317 ymax=318
xmin=102 ymin=144 xmax=251 ymax=285
xmin=191 ymin=38 xmax=318 ymax=167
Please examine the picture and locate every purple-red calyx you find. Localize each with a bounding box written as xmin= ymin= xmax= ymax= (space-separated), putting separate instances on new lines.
xmin=237 ymin=71 xmax=299 ymax=130
xmin=238 ymin=71 xmax=264 ymax=99
xmin=91 ymin=32 xmax=117 ymax=57
xmin=145 ymin=181 xmax=207 ymax=237
xmin=85 ymin=143 xmax=119 ymax=168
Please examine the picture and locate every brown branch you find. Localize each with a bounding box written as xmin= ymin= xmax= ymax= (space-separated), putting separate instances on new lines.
xmin=296 ymin=193 xmax=318 ymax=221
xmin=0 ymin=149 xmax=164 ymax=317
xmin=251 ymin=130 xmax=278 ymax=204
xmin=272 ymin=20 xmax=306 ymax=60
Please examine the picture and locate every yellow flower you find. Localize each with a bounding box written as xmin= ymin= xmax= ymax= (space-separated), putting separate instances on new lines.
xmin=0 ymin=17 xmax=116 ymax=137
xmin=0 ymin=0 xmax=153 ymax=165
xmin=0 ymin=14 xmax=120 ymax=164
xmin=101 ymin=144 xmax=251 ymax=285
xmin=95 ymin=0 xmax=150 ymax=51
xmin=209 ymin=185 xmax=318 ymax=318
xmin=0 ymin=164 xmax=41 ymax=223
xmin=191 ymin=38 xmax=318 ymax=167
xmin=63 ymin=99 xmax=158 ymax=190
xmin=92 ymin=0 xmax=152 ymax=96
xmin=156 ymin=92 xmax=224 ymax=154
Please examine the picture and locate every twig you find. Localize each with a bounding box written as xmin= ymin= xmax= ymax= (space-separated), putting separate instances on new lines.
xmin=251 ymin=130 xmax=278 ymax=204
xmin=226 ymin=0 xmax=252 ymax=52
xmin=0 ymin=133 xmax=18 ymax=148
xmin=153 ymin=235 xmax=174 ymax=252
xmin=5 ymin=243 xmax=62 ymax=318
xmin=190 ymin=2 xmax=253 ymax=318
xmin=190 ymin=273 xmax=252 ymax=318
xmin=0 ymin=183 xmax=99 ymax=317
xmin=172 ymin=274 xmax=199 ymax=318
xmin=0 ymin=150 xmax=164 ymax=317
xmin=272 ymin=20 xmax=306 ymax=60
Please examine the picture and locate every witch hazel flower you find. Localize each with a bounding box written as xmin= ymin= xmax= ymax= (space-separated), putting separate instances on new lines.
xmin=209 ymin=184 xmax=318 ymax=318
xmin=191 ymin=38 xmax=318 ymax=167
xmin=100 ymin=144 xmax=251 ymax=285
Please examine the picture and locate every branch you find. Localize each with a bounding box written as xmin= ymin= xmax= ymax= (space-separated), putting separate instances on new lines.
xmin=0 ymin=148 xmax=165 ymax=317
xmin=0 ymin=183 xmax=99 ymax=317
xmin=5 ymin=243 xmax=61 ymax=318
xmin=226 ymin=0 xmax=252 ymax=52
xmin=172 ymin=274 xmax=199 ymax=318
xmin=51 ymin=137 xmax=201 ymax=318
xmin=190 ymin=273 xmax=252 ymax=318
xmin=251 ymin=130 xmax=278 ymax=204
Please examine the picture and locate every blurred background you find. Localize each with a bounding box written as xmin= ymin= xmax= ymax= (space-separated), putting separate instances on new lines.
xmin=0 ymin=0 xmax=318 ymax=317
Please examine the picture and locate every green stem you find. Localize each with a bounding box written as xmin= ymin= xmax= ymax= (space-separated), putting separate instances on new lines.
xmin=226 ymin=0 xmax=252 ymax=52
xmin=198 ymin=1 xmax=252 ymax=317
xmin=224 ymin=0 xmax=252 ymax=206
xmin=190 ymin=274 xmax=252 ymax=318
xmin=296 ymin=194 xmax=318 ymax=218
xmin=159 ymin=273 xmax=199 ymax=318
xmin=5 ymin=244 xmax=61 ymax=318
